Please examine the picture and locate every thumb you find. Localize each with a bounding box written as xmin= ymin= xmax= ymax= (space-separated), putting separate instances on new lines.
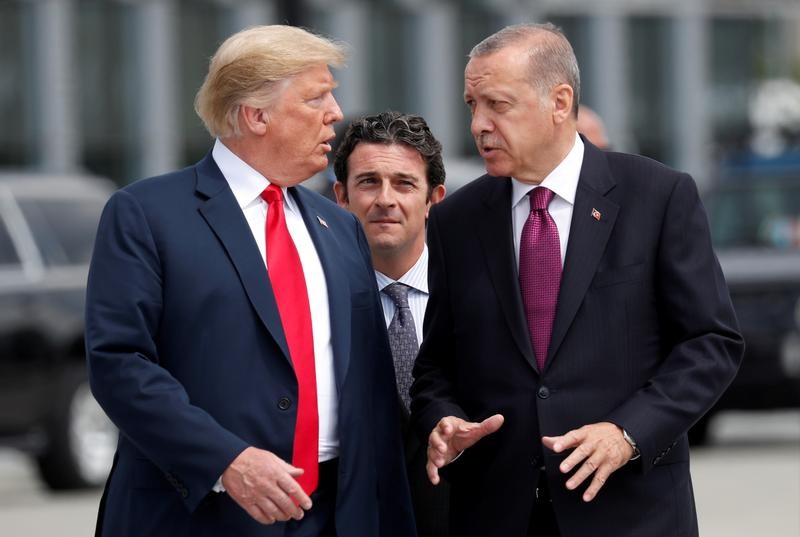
xmin=477 ymin=414 xmax=504 ymax=437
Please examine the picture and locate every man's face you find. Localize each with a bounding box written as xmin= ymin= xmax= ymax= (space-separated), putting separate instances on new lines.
xmin=262 ymin=64 xmax=343 ymax=185
xmin=335 ymin=142 xmax=444 ymax=261
xmin=464 ymin=45 xmax=554 ymax=182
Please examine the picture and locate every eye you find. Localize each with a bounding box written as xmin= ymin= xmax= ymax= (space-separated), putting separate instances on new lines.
xmin=356 ymin=177 xmax=377 ymax=187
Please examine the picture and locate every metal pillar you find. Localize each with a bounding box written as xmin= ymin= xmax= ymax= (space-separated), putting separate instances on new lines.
xmin=221 ymin=0 xmax=275 ymax=36
xmin=669 ymin=9 xmax=711 ymax=187
xmin=24 ymin=0 xmax=80 ymax=172
xmin=119 ymin=0 xmax=180 ymax=180
xmin=315 ymin=1 xmax=369 ymax=118
xmin=586 ymin=12 xmax=632 ymax=153
xmin=406 ymin=2 xmax=459 ymax=158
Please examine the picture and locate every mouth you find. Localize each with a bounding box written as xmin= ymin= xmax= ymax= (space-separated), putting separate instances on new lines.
xmin=320 ymin=134 xmax=336 ymax=152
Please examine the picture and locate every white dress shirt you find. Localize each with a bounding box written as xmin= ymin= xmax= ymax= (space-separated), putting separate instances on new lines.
xmin=212 ymin=139 xmax=338 ymax=461
xmin=511 ymin=134 xmax=584 ymax=269
xmin=375 ymin=246 xmax=429 ymax=343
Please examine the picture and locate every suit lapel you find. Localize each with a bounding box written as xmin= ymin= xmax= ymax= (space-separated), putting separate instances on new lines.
xmin=547 ymin=143 xmax=618 ymax=366
xmin=194 ymin=154 xmax=292 ymax=364
xmin=476 ymin=178 xmax=538 ymax=370
xmin=290 ymin=187 xmax=351 ymax=391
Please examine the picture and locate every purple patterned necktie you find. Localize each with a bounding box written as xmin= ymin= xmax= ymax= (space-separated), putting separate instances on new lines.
xmin=383 ymin=282 xmax=418 ymax=411
xmin=519 ymin=187 xmax=562 ymax=371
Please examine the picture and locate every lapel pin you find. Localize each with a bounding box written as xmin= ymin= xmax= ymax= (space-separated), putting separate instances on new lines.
xmin=591 ymin=208 xmax=601 ymax=221
xmin=317 ymin=215 xmax=329 ymax=228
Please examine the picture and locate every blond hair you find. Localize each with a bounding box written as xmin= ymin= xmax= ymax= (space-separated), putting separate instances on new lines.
xmin=195 ymin=25 xmax=346 ymax=138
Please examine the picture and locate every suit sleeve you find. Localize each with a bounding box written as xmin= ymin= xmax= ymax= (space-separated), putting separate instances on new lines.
xmin=410 ymin=206 xmax=470 ymax=441
xmin=85 ymin=190 xmax=248 ymax=511
xmin=605 ymin=173 xmax=744 ymax=470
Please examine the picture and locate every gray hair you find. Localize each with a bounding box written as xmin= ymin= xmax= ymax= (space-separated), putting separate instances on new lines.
xmin=333 ymin=111 xmax=445 ymax=198
xmin=470 ymin=23 xmax=581 ymax=116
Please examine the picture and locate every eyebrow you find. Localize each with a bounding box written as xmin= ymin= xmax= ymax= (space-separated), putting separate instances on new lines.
xmin=352 ymin=171 xmax=422 ymax=181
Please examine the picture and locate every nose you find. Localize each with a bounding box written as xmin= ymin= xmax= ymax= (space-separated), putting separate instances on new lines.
xmin=326 ymin=94 xmax=344 ymax=124
xmin=470 ymin=106 xmax=493 ymax=138
xmin=375 ymin=181 xmax=395 ymax=207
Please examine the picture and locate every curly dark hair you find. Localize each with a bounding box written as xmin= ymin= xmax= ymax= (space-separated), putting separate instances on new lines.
xmin=333 ymin=111 xmax=445 ymax=199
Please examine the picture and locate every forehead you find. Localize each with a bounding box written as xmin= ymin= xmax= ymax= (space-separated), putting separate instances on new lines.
xmin=347 ymin=142 xmax=426 ymax=176
xmin=465 ymin=46 xmax=531 ymax=93
xmin=285 ymin=63 xmax=337 ymax=93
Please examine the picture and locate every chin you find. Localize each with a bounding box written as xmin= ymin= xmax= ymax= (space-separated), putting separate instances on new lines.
xmin=484 ymin=162 xmax=511 ymax=178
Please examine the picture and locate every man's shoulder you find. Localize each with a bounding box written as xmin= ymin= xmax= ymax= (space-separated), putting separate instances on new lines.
xmin=120 ymin=162 xmax=202 ymax=201
xmin=436 ymin=174 xmax=505 ymax=213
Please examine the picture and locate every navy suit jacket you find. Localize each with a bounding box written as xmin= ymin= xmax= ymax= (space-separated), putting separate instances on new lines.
xmin=411 ymin=139 xmax=744 ymax=537
xmin=86 ymin=153 xmax=415 ymax=537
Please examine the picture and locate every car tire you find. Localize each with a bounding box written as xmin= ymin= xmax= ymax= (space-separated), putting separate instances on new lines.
xmin=35 ymin=363 xmax=116 ymax=490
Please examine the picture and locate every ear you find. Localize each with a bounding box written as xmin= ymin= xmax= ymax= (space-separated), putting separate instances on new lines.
xmin=425 ymin=184 xmax=446 ymax=217
xmin=239 ymin=105 xmax=269 ymax=136
xmin=552 ymin=84 xmax=574 ymax=125
xmin=333 ymin=181 xmax=348 ymax=206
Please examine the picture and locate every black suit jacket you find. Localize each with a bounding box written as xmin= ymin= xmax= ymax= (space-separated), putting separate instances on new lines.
xmin=86 ymin=153 xmax=415 ymax=537
xmin=410 ymin=140 xmax=744 ymax=537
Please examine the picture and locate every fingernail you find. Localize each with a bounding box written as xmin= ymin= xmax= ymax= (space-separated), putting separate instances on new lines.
xmin=560 ymin=463 xmax=570 ymax=472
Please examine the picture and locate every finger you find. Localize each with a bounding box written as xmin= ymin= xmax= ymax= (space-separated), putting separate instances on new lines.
xmin=581 ymin=465 xmax=613 ymax=502
xmin=278 ymin=475 xmax=312 ymax=511
xmin=257 ymin=497 xmax=293 ymax=523
xmin=565 ymin=451 xmax=600 ymax=490
xmin=478 ymin=414 xmax=504 ymax=436
xmin=242 ymin=502 xmax=276 ymax=525
xmin=559 ymin=442 xmax=592 ymax=474
xmin=542 ymin=429 xmax=582 ymax=453
xmin=426 ymin=458 xmax=441 ymax=485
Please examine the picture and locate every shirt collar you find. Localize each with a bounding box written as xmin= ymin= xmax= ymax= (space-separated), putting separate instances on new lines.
xmin=212 ymin=138 xmax=300 ymax=214
xmin=511 ymin=133 xmax=584 ymax=210
xmin=375 ymin=246 xmax=429 ymax=294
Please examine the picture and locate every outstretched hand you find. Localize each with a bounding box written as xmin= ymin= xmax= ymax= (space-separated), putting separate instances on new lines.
xmin=426 ymin=414 xmax=504 ymax=485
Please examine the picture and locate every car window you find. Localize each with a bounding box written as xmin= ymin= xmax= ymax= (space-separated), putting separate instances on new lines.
xmin=0 ymin=212 xmax=21 ymax=267
xmin=15 ymin=198 xmax=103 ymax=266
xmin=707 ymin=179 xmax=800 ymax=250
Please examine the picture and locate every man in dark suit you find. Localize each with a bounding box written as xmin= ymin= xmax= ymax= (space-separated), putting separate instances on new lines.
xmin=410 ymin=23 xmax=744 ymax=537
xmin=85 ymin=25 xmax=414 ymax=537
xmin=332 ymin=111 xmax=448 ymax=537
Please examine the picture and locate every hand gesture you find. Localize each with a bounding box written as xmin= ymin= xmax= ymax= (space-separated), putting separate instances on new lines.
xmin=222 ymin=447 xmax=312 ymax=525
xmin=426 ymin=414 xmax=504 ymax=485
xmin=542 ymin=422 xmax=634 ymax=502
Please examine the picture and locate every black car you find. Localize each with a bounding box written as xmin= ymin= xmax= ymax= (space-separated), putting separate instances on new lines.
xmin=691 ymin=154 xmax=800 ymax=444
xmin=0 ymin=171 xmax=117 ymax=489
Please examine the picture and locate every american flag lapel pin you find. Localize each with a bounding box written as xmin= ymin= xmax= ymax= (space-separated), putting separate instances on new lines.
xmin=591 ymin=208 xmax=601 ymax=221
xmin=317 ymin=215 xmax=329 ymax=228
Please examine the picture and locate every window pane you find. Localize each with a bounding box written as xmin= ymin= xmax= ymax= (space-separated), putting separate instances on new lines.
xmin=0 ymin=214 xmax=21 ymax=267
xmin=16 ymin=198 xmax=103 ymax=266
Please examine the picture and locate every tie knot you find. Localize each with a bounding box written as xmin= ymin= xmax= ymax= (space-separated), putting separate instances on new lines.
xmin=382 ymin=282 xmax=411 ymax=308
xmin=261 ymin=184 xmax=282 ymax=205
xmin=529 ymin=187 xmax=555 ymax=211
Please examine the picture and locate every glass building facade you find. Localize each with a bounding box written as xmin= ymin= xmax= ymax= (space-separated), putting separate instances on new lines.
xmin=1 ymin=0 xmax=798 ymax=190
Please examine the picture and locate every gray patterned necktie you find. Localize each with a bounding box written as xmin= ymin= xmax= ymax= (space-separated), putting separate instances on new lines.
xmin=383 ymin=282 xmax=419 ymax=411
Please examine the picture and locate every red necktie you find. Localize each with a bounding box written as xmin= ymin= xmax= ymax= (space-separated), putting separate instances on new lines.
xmin=519 ymin=187 xmax=561 ymax=371
xmin=261 ymin=184 xmax=318 ymax=495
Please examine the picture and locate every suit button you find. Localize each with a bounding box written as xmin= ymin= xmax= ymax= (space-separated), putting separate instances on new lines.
xmin=537 ymin=386 xmax=550 ymax=399
xmin=278 ymin=397 xmax=292 ymax=410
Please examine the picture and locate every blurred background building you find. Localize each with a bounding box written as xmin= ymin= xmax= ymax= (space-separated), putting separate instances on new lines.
xmin=1 ymin=0 xmax=800 ymax=190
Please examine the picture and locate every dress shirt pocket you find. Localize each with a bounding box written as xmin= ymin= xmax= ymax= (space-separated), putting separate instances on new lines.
xmin=591 ymin=262 xmax=644 ymax=289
